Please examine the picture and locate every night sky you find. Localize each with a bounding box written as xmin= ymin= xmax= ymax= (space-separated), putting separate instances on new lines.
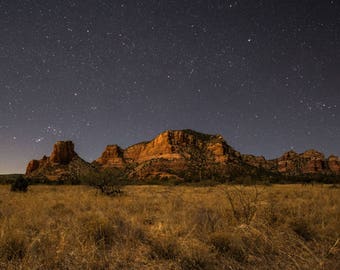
xmin=1 ymin=0 xmax=339 ymax=173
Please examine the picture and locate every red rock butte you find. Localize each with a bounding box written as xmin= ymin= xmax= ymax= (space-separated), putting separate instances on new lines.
xmin=25 ymin=129 xmax=340 ymax=181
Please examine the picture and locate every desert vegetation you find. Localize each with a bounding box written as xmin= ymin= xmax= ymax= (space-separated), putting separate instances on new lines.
xmin=0 ymin=184 xmax=339 ymax=269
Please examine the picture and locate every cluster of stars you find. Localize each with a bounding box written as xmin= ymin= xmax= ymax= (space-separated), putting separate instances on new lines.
xmin=0 ymin=0 xmax=339 ymax=173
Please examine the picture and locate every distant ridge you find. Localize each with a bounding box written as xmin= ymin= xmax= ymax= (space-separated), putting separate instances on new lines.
xmin=25 ymin=129 xmax=340 ymax=182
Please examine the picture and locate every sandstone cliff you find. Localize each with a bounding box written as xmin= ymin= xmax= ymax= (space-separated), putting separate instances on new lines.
xmin=25 ymin=130 xmax=340 ymax=182
xmin=26 ymin=141 xmax=95 ymax=181
xmin=328 ymin=155 xmax=340 ymax=174
xmin=94 ymin=129 xmax=245 ymax=180
xmin=93 ymin=130 xmax=340 ymax=180
xmin=274 ymin=149 xmax=332 ymax=175
xmin=242 ymin=149 xmax=339 ymax=176
xmin=241 ymin=154 xmax=276 ymax=170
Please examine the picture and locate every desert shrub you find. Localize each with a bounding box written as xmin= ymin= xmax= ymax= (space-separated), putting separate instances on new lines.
xmin=290 ymin=218 xmax=315 ymax=241
xmin=329 ymin=183 xmax=340 ymax=189
xmin=48 ymin=203 xmax=75 ymax=221
xmin=96 ymin=184 xmax=123 ymax=196
xmin=0 ymin=231 xmax=27 ymax=261
xmin=192 ymin=207 xmax=222 ymax=234
xmin=210 ymin=224 xmax=274 ymax=265
xmin=10 ymin=176 xmax=28 ymax=192
xmin=85 ymin=169 xmax=123 ymax=196
xmin=81 ymin=215 xmax=120 ymax=248
xmin=0 ymin=175 xmax=22 ymax=185
xmin=0 ymin=184 xmax=338 ymax=269
xmin=80 ymin=213 xmax=146 ymax=249
xmin=209 ymin=232 xmax=246 ymax=262
xmin=224 ymin=185 xmax=262 ymax=224
xmin=148 ymin=237 xmax=180 ymax=260
xmin=263 ymin=193 xmax=281 ymax=226
xmin=210 ymin=232 xmax=234 ymax=253
xmin=25 ymin=175 xmax=48 ymax=184
xmin=178 ymin=240 xmax=217 ymax=270
xmin=233 ymin=175 xmax=255 ymax=185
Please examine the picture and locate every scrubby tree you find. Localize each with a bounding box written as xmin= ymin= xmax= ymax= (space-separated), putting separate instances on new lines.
xmin=10 ymin=175 xmax=29 ymax=192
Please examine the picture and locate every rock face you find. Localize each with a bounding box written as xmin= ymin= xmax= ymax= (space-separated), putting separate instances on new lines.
xmin=25 ymin=130 xmax=340 ymax=182
xmin=50 ymin=141 xmax=77 ymax=164
xmin=26 ymin=159 xmax=41 ymax=175
xmin=328 ymin=155 xmax=340 ymax=174
xmin=95 ymin=145 xmax=125 ymax=168
xmin=93 ymin=130 xmax=340 ymax=180
xmin=300 ymin=150 xmax=326 ymax=174
xmin=276 ymin=150 xmax=300 ymax=174
xmin=241 ymin=154 xmax=275 ymax=170
xmin=274 ymin=150 xmax=329 ymax=175
xmin=94 ymin=129 xmax=245 ymax=180
xmin=25 ymin=141 xmax=95 ymax=181
xmin=241 ymin=150 xmax=340 ymax=176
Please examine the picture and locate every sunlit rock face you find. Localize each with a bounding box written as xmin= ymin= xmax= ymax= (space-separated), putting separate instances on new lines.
xmin=25 ymin=130 xmax=340 ymax=183
xmin=94 ymin=130 xmax=340 ymax=180
xmin=94 ymin=129 xmax=245 ymax=180
xmin=94 ymin=145 xmax=125 ymax=168
xmin=122 ymin=130 xmax=240 ymax=163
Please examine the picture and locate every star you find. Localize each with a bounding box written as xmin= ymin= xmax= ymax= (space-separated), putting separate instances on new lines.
xmin=0 ymin=0 xmax=339 ymax=174
xmin=34 ymin=137 xmax=45 ymax=143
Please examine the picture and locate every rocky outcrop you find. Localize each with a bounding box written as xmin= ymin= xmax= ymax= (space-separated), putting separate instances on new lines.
xmin=328 ymin=155 xmax=340 ymax=174
xmin=94 ymin=145 xmax=125 ymax=168
xmin=50 ymin=141 xmax=77 ymax=164
xmin=26 ymin=160 xmax=41 ymax=175
xmin=93 ymin=130 xmax=340 ymax=180
xmin=276 ymin=151 xmax=300 ymax=175
xmin=124 ymin=130 xmax=241 ymax=163
xmin=301 ymin=150 xmax=326 ymax=174
xmin=25 ymin=141 xmax=95 ymax=181
xmin=94 ymin=129 xmax=245 ymax=180
xmin=242 ymin=154 xmax=275 ymax=170
xmin=24 ymin=130 xmax=340 ymax=182
xmin=274 ymin=150 xmax=334 ymax=175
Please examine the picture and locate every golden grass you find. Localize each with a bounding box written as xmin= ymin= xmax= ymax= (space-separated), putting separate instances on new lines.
xmin=0 ymin=184 xmax=339 ymax=269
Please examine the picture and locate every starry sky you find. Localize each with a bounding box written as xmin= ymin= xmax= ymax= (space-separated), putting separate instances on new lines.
xmin=0 ymin=0 xmax=339 ymax=173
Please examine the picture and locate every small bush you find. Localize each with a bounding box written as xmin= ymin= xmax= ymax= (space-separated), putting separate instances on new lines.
xmin=209 ymin=232 xmax=246 ymax=262
xmin=178 ymin=240 xmax=216 ymax=270
xmin=225 ymin=185 xmax=262 ymax=224
xmin=81 ymin=213 xmax=146 ymax=249
xmin=86 ymin=169 xmax=123 ymax=196
xmin=149 ymin=237 xmax=180 ymax=260
xmin=210 ymin=232 xmax=232 ymax=254
xmin=0 ymin=232 xmax=27 ymax=261
xmin=290 ymin=219 xmax=314 ymax=241
xmin=10 ymin=176 xmax=28 ymax=192
xmin=193 ymin=207 xmax=221 ymax=234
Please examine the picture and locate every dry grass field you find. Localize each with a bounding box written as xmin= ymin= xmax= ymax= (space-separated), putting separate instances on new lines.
xmin=0 ymin=184 xmax=339 ymax=269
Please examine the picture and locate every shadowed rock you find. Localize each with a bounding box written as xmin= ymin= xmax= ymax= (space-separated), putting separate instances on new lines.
xmin=328 ymin=155 xmax=340 ymax=174
xmin=25 ymin=141 xmax=95 ymax=181
xmin=50 ymin=141 xmax=77 ymax=164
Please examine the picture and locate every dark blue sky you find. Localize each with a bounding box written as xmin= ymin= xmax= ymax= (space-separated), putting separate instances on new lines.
xmin=0 ymin=0 xmax=339 ymax=173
